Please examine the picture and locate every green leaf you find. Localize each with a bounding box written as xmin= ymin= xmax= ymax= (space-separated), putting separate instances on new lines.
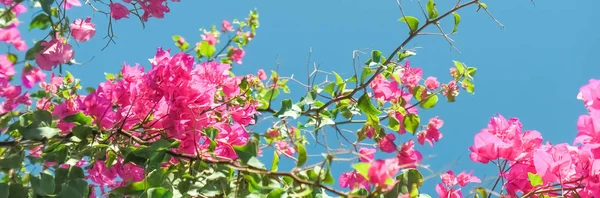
xmin=528 ymin=172 xmax=543 ymax=186
xmin=271 ymin=151 xmax=279 ymax=172
xmin=111 ymin=180 xmax=147 ymax=195
xmin=20 ymin=126 xmax=60 ymax=140
xmin=466 ymin=67 xmax=477 ymax=79
xmin=385 ymin=168 xmax=424 ymax=197
xmin=360 ymin=67 xmax=373 ymax=84
xmin=198 ymin=40 xmax=216 ymax=58
xmin=371 ymin=50 xmax=383 ymax=63
xmin=25 ymin=41 xmax=44 ymax=60
xmin=357 ymin=94 xmax=381 ymax=118
xmin=333 ymin=72 xmax=344 ymax=85
xmin=247 ymin=156 xmax=266 ymax=169
xmin=412 ymin=86 xmax=426 ymax=101
xmin=72 ymin=125 xmax=92 ymax=142
xmin=0 ymin=183 xmax=8 ymax=198
xmin=38 ymin=0 xmax=53 ymax=15
xmin=31 ymin=173 xmax=55 ymax=196
xmin=233 ymin=137 xmax=258 ymax=165
xmin=426 ymin=0 xmax=439 ymax=19
xmin=452 ymin=12 xmax=461 ymax=33
xmin=295 ymin=142 xmax=307 ymax=167
xmin=147 ymin=187 xmax=173 ymax=198
xmin=462 ymin=79 xmax=475 ymax=94
xmin=146 ymin=168 xmax=169 ymax=188
xmin=63 ymin=112 xmax=92 ymax=125
xmin=272 ymin=99 xmax=301 ymax=119
xmin=105 ymin=73 xmax=116 ymax=81
xmin=7 ymin=53 xmax=17 ymax=64
xmin=323 ymin=83 xmax=336 ymax=96
xmin=420 ymin=94 xmax=438 ymax=109
xmin=323 ymin=170 xmax=335 ymax=184
xmin=403 ymin=113 xmax=420 ymax=134
xmin=105 ymin=151 xmax=117 ymax=167
xmin=8 ymin=183 xmax=27 ymax=198
xmin=477 ymin=2 xmax=488 ymax=12
xmin=352 ymin=163 xmax=371 ymax=179
xmin=399 ymin=16 xmax=419 ymax=33
xmin=475 ymin=187 xmax=488 ymax=198
xmin=204 ymin=127 xmax=219 ymax=141
xmin=398 ymin=50 xmax=416 ymax=62
xmin=388 ymin=115 xmax=401 ymax=131
xmin=58 ymin=179 xmax=89 ymax=198
xmin=29 ymin=14 xmax=51 ymax=30
xmin=267 ymin=188 xmax=285 ymax=198
xmin=55 ymin=166 xmax=84 ymax=187
xmin=453 ymin=60 xmax=465 ymax=78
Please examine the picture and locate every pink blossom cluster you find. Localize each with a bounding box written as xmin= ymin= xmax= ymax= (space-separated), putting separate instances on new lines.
xmin=436 ymin=170 xmax=481 ymax=198
xmin=0 ymin=1 xmax=27 ymax=51
xmin=86 ymin=158 xmax=144 ymax=195
xmin=465 ymin=79 xmax=600 ymax=197
xmin=28 ymin=48 xmax=262 ymax=195
xmin=111 ymin=0 xmax=181 ymax=21
xmin=0 ymin=54 xmax=31 ymax=114
xmin=339 ymin=61 xmax=474 ymax=195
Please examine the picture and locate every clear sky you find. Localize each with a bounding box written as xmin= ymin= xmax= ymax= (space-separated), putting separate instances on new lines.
xmin=14 ymin=0 xmax=600 ymax=196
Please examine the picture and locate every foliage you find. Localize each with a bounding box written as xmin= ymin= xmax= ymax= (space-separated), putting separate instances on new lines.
xmin=1 ymin=0 xmax=596 ymax=198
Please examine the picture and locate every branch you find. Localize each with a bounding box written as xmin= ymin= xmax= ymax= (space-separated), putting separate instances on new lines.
xmin=0 ymin=141 xmax=16 ymax=148
xmin=308 ymin=0 xmax=478 ymax=115
xmin=116 ymin=130 xmax=354 ymax=197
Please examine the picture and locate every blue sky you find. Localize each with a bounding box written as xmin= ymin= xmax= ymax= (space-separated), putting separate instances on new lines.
xmin=13 ymin=0 xmax=600 ymax=196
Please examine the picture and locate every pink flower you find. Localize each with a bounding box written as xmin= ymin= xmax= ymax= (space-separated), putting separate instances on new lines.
xmin=12 ymin=3 xmax=26 ymax=16
xmin=358 ymin=147 xmax=376 ymax=162
xmin=109 ymin=3 xmax=129 ymax=20
xmin=230 ymin=48 xmax=245 ymax=64
xmin=450 ymin=68 xmax=458 ymax=77
xmin=378 ymin=133 xmax=396 ymax=153
xmin=35 ymin=39 xmax=75 ymax=71
xmin=257 ymin=69 xmax=267 ymax=80
xmin=265 ymin=129 xmax=280 ymax=138
xmin=230 ymin=105 xmax=257 ymax=126
xmin=340 ymin=171 xmax=369 ymax=190
xmin=436 ymin=184 xmax=463 ymax=198
xmin=468 ymin=114 xmax=536 ymax=164
xmin=417 ymin=116 xmax=444 ymax=146
xmin=86 ymin=160 xmax=118 ymax=190
xmin=456 ymin=171 xmax=481 ymax=186
xmin=444 ymin=80 xmax=459 ymax=96
xmin=0 ymin=54 xmax=15 ymax=81
xmin=425 ymin=76 xmax=440 ymax=90
xmin=368 ymin=158 xmax=401 ymax=188
xmin=29 ymin=145 xmax=43 ymax=157
xmin=137 ymin=0 xmax=173 ymax=21
xmin=222 ymin=20 xmax=234 ymax=32
xmin=0 ymin=24 xmax=27 ymax=51
xmin=397 ymin=140 xmax=422 ymax=168
xmin=70 ymin=18 xmax=96 ymax=42
xmin=370 ymin=74 xmax=402 ymax=102
xmin=61 ymin=0 xmax=81 ymax=10
xmin=201 ymin=33 xmax=217 ymax=45
xmin=21 ymin=66 xmax=46 ymax=89
xmin=575 ymin=114 xmax=600 ymax=145
xmin=275 ymin=141 xmax=296 ymax=158
xmin=400 ymin=60 xmax=422 ymax=88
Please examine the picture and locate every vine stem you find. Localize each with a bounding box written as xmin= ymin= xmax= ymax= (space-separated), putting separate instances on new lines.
xmin=309 ymin=0 xmax=478 ymax=115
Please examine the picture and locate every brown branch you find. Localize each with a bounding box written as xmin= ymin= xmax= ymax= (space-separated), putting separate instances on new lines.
xmin=116 ymin=130 xmax=354 ymax=197
xmin=308 ymin=0 xmax=478 ymax=116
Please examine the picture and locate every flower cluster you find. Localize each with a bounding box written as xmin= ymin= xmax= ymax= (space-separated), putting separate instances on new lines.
xmin=338 ymin=60 xmax=479 ymax=196
xmin=465 ymin=79 xmax=600 ymax=197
